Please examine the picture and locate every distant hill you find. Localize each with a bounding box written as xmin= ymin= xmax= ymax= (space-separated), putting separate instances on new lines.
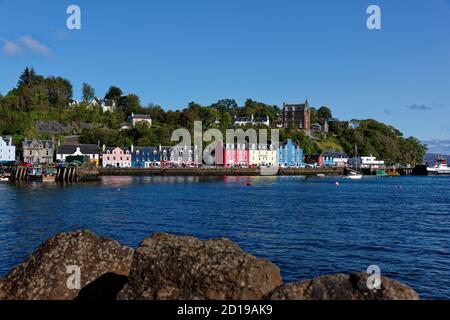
xmin=424 ymin=154 xmax=450 ymax=165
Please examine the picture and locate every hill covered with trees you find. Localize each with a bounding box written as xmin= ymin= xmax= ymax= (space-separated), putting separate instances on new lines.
xmin=0 ymin=68 xmax=427 ymax=165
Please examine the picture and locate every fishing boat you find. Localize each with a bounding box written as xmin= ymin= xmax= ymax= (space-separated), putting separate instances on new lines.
xmin=427 ymin=157 xmax=450 ymax=175
xmin=387 ymin=169 xmax=400 ymax=177
xmin=345 ymin=145 xmax=363 ymax=180
xmin=27 ymin=166 xmax=57 ymax=183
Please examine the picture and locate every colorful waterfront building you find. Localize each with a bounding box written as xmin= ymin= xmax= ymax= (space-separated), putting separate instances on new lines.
xmin=0 ymin=136 xmax=16 ymax=164
xmin=22 ymin=139 xmax=55 ymax=164
xmin=160 ymin=145 xmax=199 ymax=167
xmin=131 ymin=146 xmax=161 ymax=168
xmin=249 ymin=143 xmax=277 ymax=167
xmin=304 ymin=154 xmax=324 ymax=167
xmin=215 ymin=141 xmax=249 ymax=167
xmin=102 ymin=146 xmax=132 ymax=168
xmin=323 ymin=151 xmax=348 ymax=167
xmin=278 ymin=139 xmax=303 ymax=167
xmin=56 ymin=144 xmax=100 ymax=166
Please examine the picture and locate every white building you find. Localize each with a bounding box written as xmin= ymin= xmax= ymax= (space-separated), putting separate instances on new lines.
xmin=0 ymin=136 xmax=16 ymax=164
xmin=234 ymin=115 xmax=270 ymax=127
xmin=360 ymin=155 xmax=385 ymax=169
xmin=127 ymin=113 xmax=152 ymax=127
xmin=87 ymin=98 xmax=117 ymax=113
xmin=56 ymin=144 xmax=100 ymax=166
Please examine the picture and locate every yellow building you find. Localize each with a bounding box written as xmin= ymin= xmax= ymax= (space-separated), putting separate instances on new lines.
xmin=249 ymin=143 xmax=277 ymax=167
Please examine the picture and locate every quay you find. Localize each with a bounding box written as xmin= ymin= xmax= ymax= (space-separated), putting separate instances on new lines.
xmin=99 ymin=167 xmax=345 ymax=177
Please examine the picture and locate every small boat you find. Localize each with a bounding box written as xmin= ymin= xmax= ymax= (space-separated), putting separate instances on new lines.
xmin=0 ymin=176 xmax=9 ymax=182
xmin=376 ymin=169 xmax=388 ymax=177
xmin=27 ymin=166 xmax=57 ymax=183
xmin=345 ymin=170 xmax=363 ymax=180
xmin=427 ymin=157 xmax=450 ymax=175
xmin=387 ymin=169 xmax=400 ymax=177
xmin=317 ymin=173 xmax=326 ymax=178
xmin=346 ymin=145 xmax=363 ymax=180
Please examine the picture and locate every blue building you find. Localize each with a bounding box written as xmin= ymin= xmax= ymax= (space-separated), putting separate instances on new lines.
xmin=278 ymin=139 xmax=303 ymax=167
xmin=131 ymin=146 xmax=161 ymax=168
xmin=323 ymin=151 xmax=348 ymax=167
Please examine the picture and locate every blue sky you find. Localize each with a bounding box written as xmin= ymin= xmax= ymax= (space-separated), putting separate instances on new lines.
xmin=1 ymin=0 xmax=450 ymax=151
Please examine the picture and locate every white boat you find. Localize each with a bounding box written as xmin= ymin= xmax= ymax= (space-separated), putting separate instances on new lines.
xmin=0 ymin=176 xmax=9 ymax=182
xmin=346 ymin=145 xmax=363 ymax=180
xmin=427 ymin=158 xmax=450 ymax=175
xmin=345 ymin=170 xmax=363 ymax=180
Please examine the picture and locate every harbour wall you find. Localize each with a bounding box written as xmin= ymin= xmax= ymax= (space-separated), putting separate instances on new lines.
xmin=99 ymin=167 xmax=345 ymax=177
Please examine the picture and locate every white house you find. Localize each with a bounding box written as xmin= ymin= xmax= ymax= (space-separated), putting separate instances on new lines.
xmin=101 ymin=99 xmax=116 ymax=113
xmin=234 ymin=115 xmax=270 ymax=127
xmin=56 ymin=144 xmax=100 ymax=166
xmin=0 ymin=136 xmax=16 ymax=164
xmin=127 ymin=113 xmax=152 ymax=127
xmin=87 ymin=98 xmax=117 ymax=113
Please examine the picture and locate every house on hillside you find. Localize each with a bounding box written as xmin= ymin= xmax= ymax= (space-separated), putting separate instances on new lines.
xmin=282 ymin=100 xmax=311 ymax=131
xmin=127 ymin=113 xmax=152 ymax=128
xmin=88 ymin=98 xmax=117 ymax=113
xmin=233 ymin=115 xmax=270 ymax=127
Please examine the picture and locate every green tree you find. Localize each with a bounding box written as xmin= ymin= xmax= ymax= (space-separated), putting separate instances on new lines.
xmin=17 ymin=66 xmax=37 ymax=88
xmin=104 ymin=86 xmax=123 ymax=101
xmin=317 ymin=106 xmax=332 ymax=123
xmin=82 ymin=83 xmax=95 ymax=102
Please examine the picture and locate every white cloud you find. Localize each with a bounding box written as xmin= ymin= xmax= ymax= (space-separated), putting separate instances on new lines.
xmin=18 ymin=35 xmax=51 ymax=56
xmin=2 ymin=39 xmax=23 ymax=56
xmin=1 ymin=35 xmax=51 ymax=57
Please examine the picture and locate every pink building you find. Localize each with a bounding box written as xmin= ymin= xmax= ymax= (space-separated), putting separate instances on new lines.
xmin=102 ymin=147 xmax=132 ymax=168
xmin=216 ymin=141 xmax=249 ymax=167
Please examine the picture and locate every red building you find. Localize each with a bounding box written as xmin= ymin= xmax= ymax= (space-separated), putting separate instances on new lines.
xmin=304 ymin=154 xmax=324 ymax=167
xmin=216 ymin=141 xmax=249 ymax=167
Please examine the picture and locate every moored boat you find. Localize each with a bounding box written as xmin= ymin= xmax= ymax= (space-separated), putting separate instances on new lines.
xmin=376 ymin=169 xmax=387 ymax=177
xmin=427 ymin=157 xmax=450 ymax=175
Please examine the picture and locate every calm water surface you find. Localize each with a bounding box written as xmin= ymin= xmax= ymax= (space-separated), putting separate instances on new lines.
xmin=0 ymin=176 xmax=449 ymax=299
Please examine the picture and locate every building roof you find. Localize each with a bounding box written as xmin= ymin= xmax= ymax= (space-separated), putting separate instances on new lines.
xmin=323 ymin=151 xmax=348 ymax=158
xmin=104 ymin=147 xmax=130 ymax=153
xmin=22 ymin=140 xmax=54 ymax=149
xmin=57 ymin=144 xmax=100 ymax=155
xmin=283 ymin=100 xmax=309 ymax=111
xmin=102 ymin=99 xmax=116 ymax=107
xmin=134 ymin=147 xmax=160 ymax=154
xmin=131 ymin=113 xmax=151 ymax=120
xmin=0 ymin=136 xmax=12 ymax=146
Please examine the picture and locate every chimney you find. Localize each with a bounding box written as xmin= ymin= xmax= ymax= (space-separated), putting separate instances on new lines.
xmin=131 ymin=144 xmax=134 ymax=153
xmin=102 ymin=144 xmax=106 ymax=152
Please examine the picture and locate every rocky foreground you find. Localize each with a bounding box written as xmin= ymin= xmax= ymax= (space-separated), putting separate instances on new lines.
xmin=0 ymin=230 xmax=419 ymax=300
